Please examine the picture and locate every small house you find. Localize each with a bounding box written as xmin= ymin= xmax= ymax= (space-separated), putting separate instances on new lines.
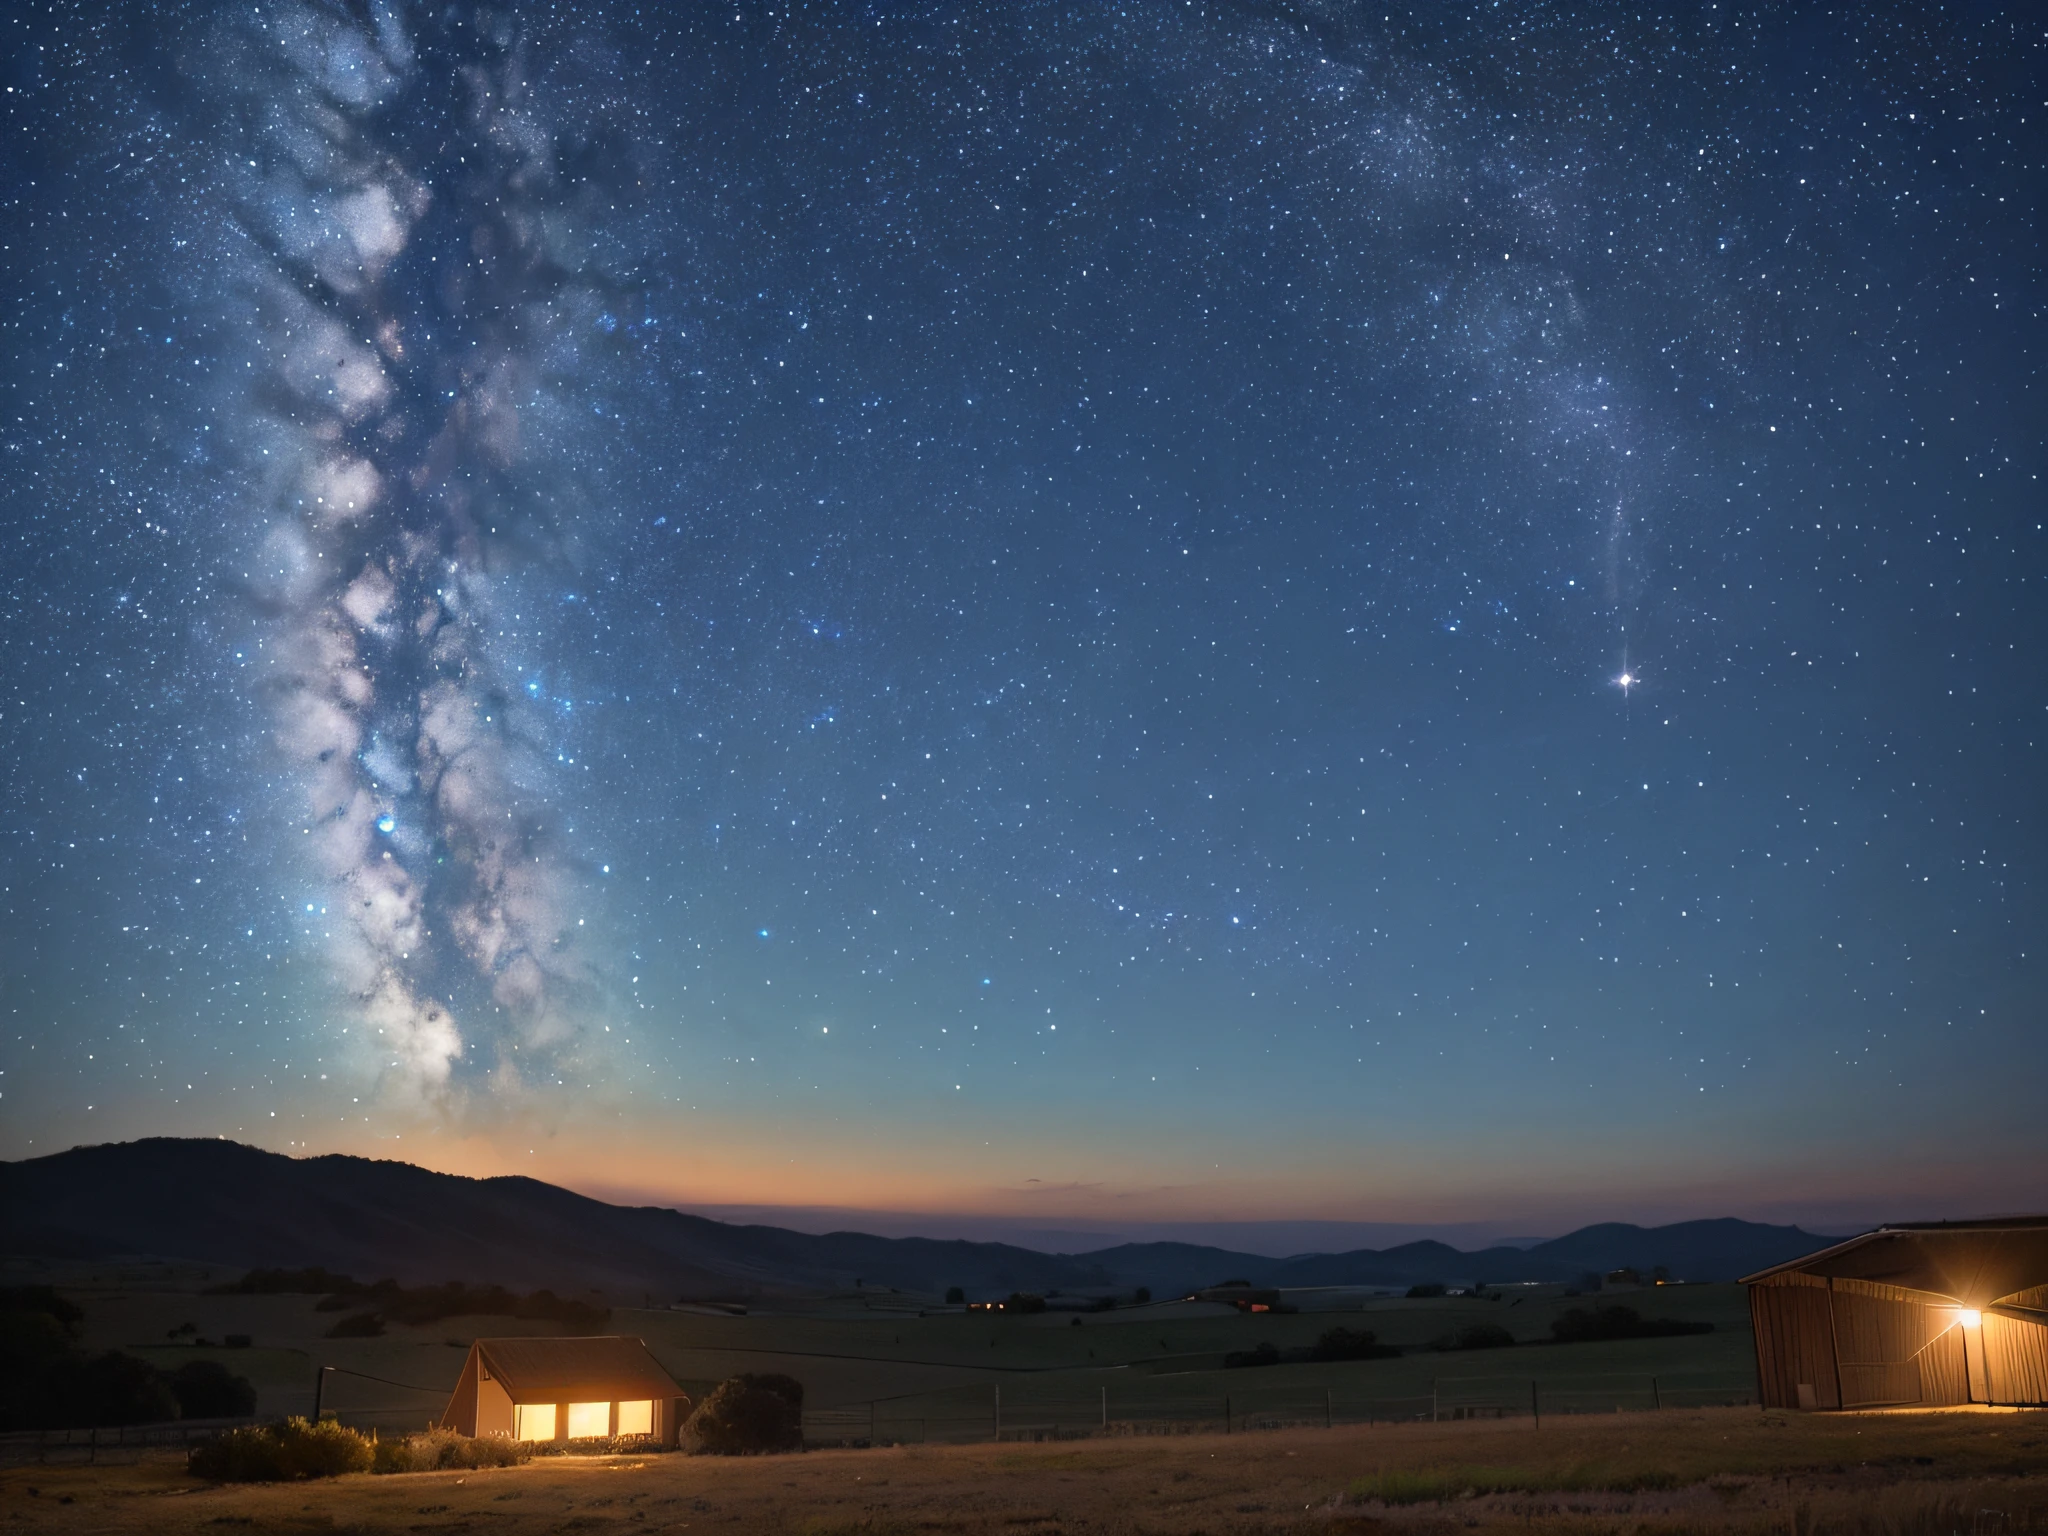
xmin=439 ymin=1336 xmax=690 ymax=1446
xmin=1743 ymin=1218 xmax=2048 ymax=1409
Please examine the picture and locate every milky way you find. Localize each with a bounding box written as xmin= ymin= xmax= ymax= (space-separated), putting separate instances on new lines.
xmin=3 ymin=2 xmax=2042 ymax=1223
xmin=186 ymin=4 xmax=661 ymax=1104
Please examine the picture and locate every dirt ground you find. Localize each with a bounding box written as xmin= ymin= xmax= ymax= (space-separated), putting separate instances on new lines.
xmin=4 ymin=1405 xmax=2047 ymax=1535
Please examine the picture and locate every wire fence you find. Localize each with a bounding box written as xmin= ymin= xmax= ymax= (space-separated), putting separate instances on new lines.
xmin=799 ymin=1373 xmax=1758 ymax=1447
xmin=0 ymin=1417 xmax=257 ymax=1466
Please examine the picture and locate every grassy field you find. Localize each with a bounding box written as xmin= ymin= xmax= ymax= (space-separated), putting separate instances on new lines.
xmin=37 ymin=1268 xmax=1759 ymax=1438
xmin=5 ymin=1405 xmax=2047 ymax=1533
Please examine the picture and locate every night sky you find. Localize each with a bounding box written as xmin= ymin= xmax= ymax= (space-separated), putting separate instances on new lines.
xmin=3 ymin=2 xmax=2043 ymax=1237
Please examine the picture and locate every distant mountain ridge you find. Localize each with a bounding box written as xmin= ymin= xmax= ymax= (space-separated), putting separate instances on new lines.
xmin=1 ymin=1138 xmax=1841 ymax=1300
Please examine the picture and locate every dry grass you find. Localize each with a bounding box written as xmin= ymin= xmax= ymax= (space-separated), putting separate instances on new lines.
xmin=5 ymin=1404 xmax=2048 ymax=1534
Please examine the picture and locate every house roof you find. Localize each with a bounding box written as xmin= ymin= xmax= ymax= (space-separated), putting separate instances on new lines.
xmin=1741 ymin=1219 xmax=2048 ymax=1307
xmin=472 ymin=1336 xmax=681 ymax=1403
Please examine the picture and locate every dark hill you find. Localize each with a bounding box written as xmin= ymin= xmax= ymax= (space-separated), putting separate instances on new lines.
xmin=0 ymin=1138 xmax=1839 ymax=1300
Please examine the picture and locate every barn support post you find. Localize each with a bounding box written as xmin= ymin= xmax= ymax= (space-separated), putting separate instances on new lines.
xmin=1983 ymin=1317 xmax=1998 ymax=1406
xmin=1826 ymin=1277 xmax=1846 ymax=1410
xmin=312 ymin=1364 xmax=330 ymax=1422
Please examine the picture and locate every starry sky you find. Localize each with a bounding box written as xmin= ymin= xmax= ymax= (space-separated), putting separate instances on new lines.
xmin=2 ymin=2 xmax=2043 ymax=1238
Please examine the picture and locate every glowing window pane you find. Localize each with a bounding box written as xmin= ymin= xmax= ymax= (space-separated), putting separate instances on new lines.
xmin=616 ymin=1399 xmax=653 ymax=1437
xmin=513 ymin=1403 xmax=555 ymax=1441
xmin=567 ymin=1401 xmax=609 ymax=1439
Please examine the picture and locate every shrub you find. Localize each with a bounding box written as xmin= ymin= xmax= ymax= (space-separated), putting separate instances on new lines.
xmin=190 ymin=1418 xmax=374 ymax=1482
xmin=324 ymin=1311 xmax=385 ymax=1338
xmin=686 ymin=1373 xmax=803 ymax=1455
xmin=1405 ymin=1282 xmax=1448 ymax=1299
xmin=1442 ymin=1323 xmax=1516 ymax=1351
xmin=373 ymin=1428 xmax=527 ymax=1474
xmin=944 ymin=1287 xmax=965 ymax=1305
xmin=66 ymin=1350 xmax=181 ymax=1426
xmin=168 ymin=1359 xmax=258 ymax=1419
xmin=0 ymin=1286 xmax=84 ymax=1333
xmin=207 ymin=1267 xmax=358 ymax=1297
xmin=1225 ymin=1341 xmax=1281 ymax=1369
xmin=1549 ymin=1304 xmax=1713 ymax=1344
xmin=1311 ymin=1327 xmax=1399 ymax=1362
xmin=1132 ymin=1287 xmax=1151 ymax=1304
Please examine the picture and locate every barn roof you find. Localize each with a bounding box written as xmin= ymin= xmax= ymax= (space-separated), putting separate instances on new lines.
xmin=472 ymin=1336 xmax=681 ymax=1403
xmin=1741 ymin=1218 xmax=2048 ymax=1307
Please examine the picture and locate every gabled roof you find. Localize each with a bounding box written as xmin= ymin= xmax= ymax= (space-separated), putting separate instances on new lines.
xmin=1741 ymin=1218 xmax=2048 ymax=1307
xmin=472 ymin=1336 xmax=681 ymax=1403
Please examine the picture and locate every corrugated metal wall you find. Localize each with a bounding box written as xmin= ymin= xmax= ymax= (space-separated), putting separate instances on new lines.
xmin=1983 ymin=1313 xmax=2048 ymax=1405
xmin=1751 ymin=1273 xmax=1841 ymax=1409
xmin=1750 ymin=1273 xmax=1974 ymax=1409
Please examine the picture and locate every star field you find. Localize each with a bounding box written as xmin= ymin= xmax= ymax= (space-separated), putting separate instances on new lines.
xmin=1 ymin=1 xmax=2042 ymax=1224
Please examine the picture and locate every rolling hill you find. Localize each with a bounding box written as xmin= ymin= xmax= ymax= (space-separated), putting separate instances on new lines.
xmin=1 ymin=1138 xmax=1840 ymax=1301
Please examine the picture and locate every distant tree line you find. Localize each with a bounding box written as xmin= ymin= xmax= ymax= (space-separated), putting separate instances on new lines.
xmin=211 ymin=1268 xmax=609 ymax=1336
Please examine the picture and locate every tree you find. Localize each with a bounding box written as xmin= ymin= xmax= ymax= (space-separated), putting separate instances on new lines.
xmin=169 ymin=1360 xmax=258 ymax=1419
xmin=945 ymin=1287 xmax=965 ymax=1305
xmin=686 ymin=1374 xmax=804 ymax=1455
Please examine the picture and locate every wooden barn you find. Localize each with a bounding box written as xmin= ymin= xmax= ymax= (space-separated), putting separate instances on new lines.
xmin=1743 ymin=1218 xmax=2048 ymax=1410
xmin=439 ymin=1336 xmax=690 ymax=1446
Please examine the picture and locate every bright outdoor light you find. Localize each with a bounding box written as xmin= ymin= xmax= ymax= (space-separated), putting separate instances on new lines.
xmin=1958 ymin=1309 xmax=1982 ymax=1327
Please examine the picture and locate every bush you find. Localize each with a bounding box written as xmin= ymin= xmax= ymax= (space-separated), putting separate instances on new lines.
xmin=1225 ymin=1341 xmax=1281 ymax=1369
xmin=207 ymin=1267 xmax=358 ymax=1297
xmin=0 ymin=1286 xmax=84 ymax=1333
xmin=324 ymin=1311 xmax=385 ymax=1338
xmin=373 ymin=1428 xmax=528 ymax=1474
xmin=1405 ymin=1282 xmax=1448 ymax=1299
xmin=1549 ymin=1305 xmax=1713 ymax=1345
xmin=168 ymin=1360 xmax=258 ymax=1418
xmin=1003 ymin=1292 xmax=1047 ymax=1314
xmin=190 ymin=1418 xmax=374 ymax=1482
xmin=944 ymin=1287 xmax=965 ymax=1305
xmin=686 ymin=1373 xmax=803 ymax=1455
xmin=67 ymin=1350 xmax=181 ymax=1426
xmin=1133 ymin=1287 xmax=1151 ymax=1304
xmin=1310 ymin=1327 xmax=1399 ymax=1362
xmin=1427 ymin=1323 xmax=1517 ymax=1352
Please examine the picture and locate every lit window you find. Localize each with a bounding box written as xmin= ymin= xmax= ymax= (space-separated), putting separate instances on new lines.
xmin=616 ymin=1399 xmax=653 ymax=1437
xmin=513 ymin=1403 xmax=556 ymax=1441
xmin=567 ymin=1401 xmax=610 ymax=1439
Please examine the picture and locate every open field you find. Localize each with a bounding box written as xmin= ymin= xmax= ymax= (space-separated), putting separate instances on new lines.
xmin=6 ymin=1406 xmax=2048 ymax=1534
xmin=26 ymin=1265 xmax=1758 ymax=1438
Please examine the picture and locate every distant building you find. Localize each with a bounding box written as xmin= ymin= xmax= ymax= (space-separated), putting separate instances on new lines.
xmin=1192 ymin=1284 xmax=1294 ymax=1314
xmin=439 ymin=1336 xmax=690 ymax=1446
xmin=1601 ymin=1268 xmax=1642 ymax=1291
xmin=1743 ymin=1219 xmax=2048 ymax=1409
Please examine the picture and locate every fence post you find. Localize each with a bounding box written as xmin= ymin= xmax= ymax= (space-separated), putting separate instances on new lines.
xmin=1100 ymin=1386 xmax=1107 ymax=1430
xmin=994 ymin=1385 xmax=1001 ymax=1443
xmin=870 ymin=1400 xmax=877 ymax=1445
xmin=1651 ymin=1375 xmax=1661 ymax=1411
xmin=1325 ymin=1388 xmax=1332 ymax=1430
xmin=1431 ymin=1380 xmax=1438 ymax=1423
xmin=1530 ymin=1380 xmax=1540 ymax=1430
xmin=1224 ymin=1394 xmax=1231 ymax=1434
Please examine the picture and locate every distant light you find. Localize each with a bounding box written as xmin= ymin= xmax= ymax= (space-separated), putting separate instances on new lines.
xmin=377 ymin=816 xmax=395 ymax=833
xmin=1959 ymin=1309 xmax=1982 ymax=1327
xmin=758 ymin=928 xmax=771 ymax=939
